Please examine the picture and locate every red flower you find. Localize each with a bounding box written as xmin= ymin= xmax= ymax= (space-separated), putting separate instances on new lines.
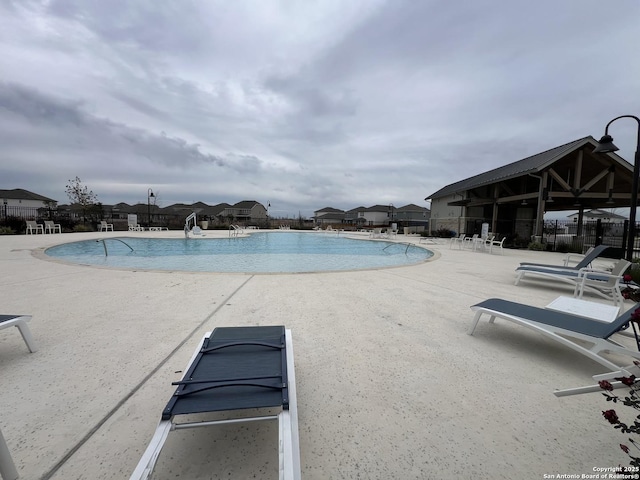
xmin=632 ymin=308 xmax=640 ymax=324
xmin=603 ymin=409 xmax=620 ymax=424
xmin=621 ymin=444 xmax=630 ymax=454
xmin=619 ymin=375 xmax=637 ymax=386
xmin=623 ymin=274 xmax=633 ymax=283
xmin=599 ymin=380 xmax=614 ymax=391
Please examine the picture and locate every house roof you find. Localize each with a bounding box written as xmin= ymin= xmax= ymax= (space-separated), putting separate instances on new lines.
xmin=0 ymin=188 xmax=57 ymax=203
xmin=567 ymin=209 xmax=627 ymax=220
xmin=232 ymin=200 xmax=264 ymax=209
xmin=396 ymin=203 xmax=429 ymax=212
xmin=315 ymin=207 xmax=344 ymax=214
xmin=425 ymin=136 xmax=632 ymax=200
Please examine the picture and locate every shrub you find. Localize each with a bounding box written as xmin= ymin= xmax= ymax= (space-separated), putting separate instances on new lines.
xmin=0 ymin=226 xmax=16 ymax=235
xmin=434 ymin=227 xmax=456 ymax=238
xmin=599 ymin=355 xmax=640 ymax=473
xmin=73 ymin=224 xmax=93 ymax=232
xmin=527 ymin=242 xmax=545 ymax=251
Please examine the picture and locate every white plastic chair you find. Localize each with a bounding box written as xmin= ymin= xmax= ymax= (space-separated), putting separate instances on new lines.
xmin=26 ymin=221 xmax=43 ymax=234
xmin=44 ymin=220 xmax=62 ymax=234
xmin=99 ymin=220 xmax=114 ymax=232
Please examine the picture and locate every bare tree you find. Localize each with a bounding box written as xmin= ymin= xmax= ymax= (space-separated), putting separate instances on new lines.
xmin=65 ymin=176 xmax=99 ymax=223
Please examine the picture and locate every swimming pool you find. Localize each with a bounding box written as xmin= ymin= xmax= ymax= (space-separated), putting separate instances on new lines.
xmin=44 ymin=232 xmax=433 ymax=273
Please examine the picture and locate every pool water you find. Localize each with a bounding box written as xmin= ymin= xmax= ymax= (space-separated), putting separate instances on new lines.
xmin=44 ymin=232 xmax=433 ymax=273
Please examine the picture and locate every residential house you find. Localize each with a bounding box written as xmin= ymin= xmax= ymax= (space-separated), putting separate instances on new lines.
xmin=0 ymin=188 xmax=58 ymax=219
xmin=314 ymin=207 xmax=345 ymax=225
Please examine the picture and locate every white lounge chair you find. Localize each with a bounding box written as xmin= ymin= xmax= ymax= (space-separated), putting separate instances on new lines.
xmin=131 ymin=326 xmax=300 ymax=480
xmin=44 ymin=220 xmax=62 ymax=234
xmin=468 ymin=298 xmax=640 ymax=373
xmin=25 ymin=221 xmax=43 ymax=234
xmin=515 ymin=258 xmax=631 ymax=306
xmin=99 ymin=220 xmax=114 ymax=232
xmin=1 ymin=314 xmax=37 ymax=353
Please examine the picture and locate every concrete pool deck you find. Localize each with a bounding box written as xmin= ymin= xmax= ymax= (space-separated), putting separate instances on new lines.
xmin=1 ymin=230 xmax=637 ymax=479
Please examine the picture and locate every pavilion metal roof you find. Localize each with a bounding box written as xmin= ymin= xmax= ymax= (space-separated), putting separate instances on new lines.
xmin=425 ymin=136 xmax=631 ymax=200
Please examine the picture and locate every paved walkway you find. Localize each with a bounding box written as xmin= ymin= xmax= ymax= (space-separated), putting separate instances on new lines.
xmin=0 ymin=231 xmax=635 ymax=479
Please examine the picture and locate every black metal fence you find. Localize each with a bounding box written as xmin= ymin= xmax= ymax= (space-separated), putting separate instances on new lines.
xmin=538 ymin=219 xmax=636 ymax=257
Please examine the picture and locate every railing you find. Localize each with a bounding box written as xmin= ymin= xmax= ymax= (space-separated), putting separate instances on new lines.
xmin=95 ymin=238 xmax=134 ymax=256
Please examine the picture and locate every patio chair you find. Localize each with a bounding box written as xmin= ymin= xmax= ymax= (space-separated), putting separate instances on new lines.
xmin=131 ymin=325 xmax=300 ymax=480
xmin=488 ymin=236 xmax=505 ymax=254
xmin=449 ymin=233 xmax=466 ymax=249
xmin=515 ymin=258 xmax=630 ymax=305
xmin=25 ymin=221 xmax=43 ymax=234
xmin=1 ymin=314 xmax=37 ymax=353
xmin=468 ymin=298 xmax=640 ymax=373
xmin=44 ymin=220 xmax=62 ymax=234
xmin=463 ymin=234 xmax=478 ymax=248
xmin=518 ymin=244 xmax=610 ymax=270
xmin=99 ymin=220 xmax=114 ymax=232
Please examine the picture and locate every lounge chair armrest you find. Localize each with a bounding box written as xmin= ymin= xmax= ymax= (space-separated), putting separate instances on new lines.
xmin=563 ymin=253 xmax=585 ymax=266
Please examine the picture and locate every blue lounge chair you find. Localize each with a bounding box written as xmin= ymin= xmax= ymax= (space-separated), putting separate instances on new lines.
xmin=131 ymin=325 xmax=300 ymax=480
xmin=515 ymin=258 xmax=630 ymax=306
xmin=468 ymin=298 xmax=640 ymax=372
xmin=518 ymin=244 xmax=610 ymax=270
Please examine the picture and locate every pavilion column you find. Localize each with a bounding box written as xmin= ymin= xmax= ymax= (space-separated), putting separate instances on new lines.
xmin=534 ymin=172 xmax=547 ymax=237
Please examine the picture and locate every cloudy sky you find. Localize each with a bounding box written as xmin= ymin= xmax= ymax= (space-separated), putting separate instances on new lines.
xmin=1 ymin=0 xmax=639 ymax=218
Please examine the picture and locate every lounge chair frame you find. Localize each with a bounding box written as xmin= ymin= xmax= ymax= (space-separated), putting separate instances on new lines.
xmin=515 ymin=258 xmax=630 ymax=306
xmin=468 ymin=298 xmax=640 ymax=373
xmin=0 ymin=315 xmax=37 ymax=353
xmin=131 ymin=326 xmax=300 ymax=480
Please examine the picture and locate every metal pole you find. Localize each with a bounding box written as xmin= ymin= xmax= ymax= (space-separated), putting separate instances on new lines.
xmin=628 ymin=141 xmax=640 ymax=260
xmin=598 ymin=116 xmax=640 ymax=261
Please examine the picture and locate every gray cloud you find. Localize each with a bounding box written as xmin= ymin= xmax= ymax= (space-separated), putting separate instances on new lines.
xmin=0 ymin=0 xmax=639 ymax=217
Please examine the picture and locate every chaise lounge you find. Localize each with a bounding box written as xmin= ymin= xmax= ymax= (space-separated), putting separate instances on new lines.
xmin=515 ymin=258 xmax=630 ymax=305
xmin=468 ymin=298 xmax=640 ymax=373
xmin=518 ymin=244 xmax=610 ymax=270
xmin=131 ymin=325 xmax=300 ymax=480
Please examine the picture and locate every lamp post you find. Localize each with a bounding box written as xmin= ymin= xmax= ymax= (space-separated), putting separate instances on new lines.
xmin=593 ymin=115 xmax=640 ymax=261
xmin=388 ymin=203 xmax=395 ymax=228
xmin=147 ymin=188 xmax=155 ymax=228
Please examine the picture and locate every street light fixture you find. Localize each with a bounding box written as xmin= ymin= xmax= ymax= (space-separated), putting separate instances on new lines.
xmin=147 ymin=188 xmax=155 ymax=228
xmin=593 ymin=115 xmax=640 ymax=261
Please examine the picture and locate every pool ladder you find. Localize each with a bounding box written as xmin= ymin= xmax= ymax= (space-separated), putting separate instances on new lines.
xmin=229 ymin=225 xmax=243 ymax=238
xmin=96 ymin=238 xmax=134 ymax=256
xmin=382 ymin=242 xmax=417 ymax=254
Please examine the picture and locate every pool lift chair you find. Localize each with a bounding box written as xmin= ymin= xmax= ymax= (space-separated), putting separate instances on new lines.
xmin=184 ymin=212 xmax=204 ymax=238
xmin=131 ymin=326 xmax=301 ymax=480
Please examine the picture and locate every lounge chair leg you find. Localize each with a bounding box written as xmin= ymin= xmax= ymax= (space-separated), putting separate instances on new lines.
xmin=0 ymin=426 xmax=19 ymax=480
xmin=467 ymin=311 xmax=483 ymax=335
xmin=16 ymin=321 xmax=37 ymax=353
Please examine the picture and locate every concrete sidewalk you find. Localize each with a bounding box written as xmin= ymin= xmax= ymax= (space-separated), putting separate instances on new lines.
xmin=0 ymin=231 xmax=636 ymax=479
